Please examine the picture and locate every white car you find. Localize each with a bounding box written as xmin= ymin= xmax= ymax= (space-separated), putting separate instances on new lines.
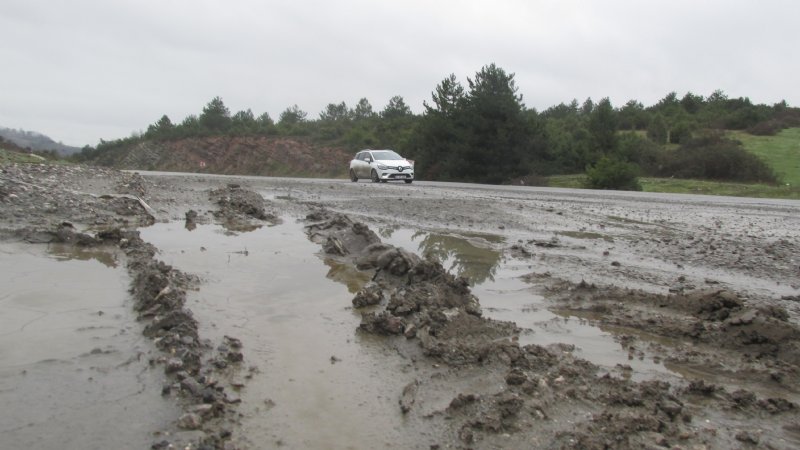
xmin=349 ymin=149 xmax=414 ymax=184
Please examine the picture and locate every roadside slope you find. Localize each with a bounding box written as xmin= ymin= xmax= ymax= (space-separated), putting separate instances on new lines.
xmin=89 ymin=135 xmax=352 ymax=178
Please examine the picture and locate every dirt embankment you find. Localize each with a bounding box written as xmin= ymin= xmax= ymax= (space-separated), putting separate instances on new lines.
xmin=91 ymin=136 xmax=352 ymax=178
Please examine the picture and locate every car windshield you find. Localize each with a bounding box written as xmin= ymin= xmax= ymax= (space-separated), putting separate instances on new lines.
xmin=371 ymin=151 xmax=403 ymax=161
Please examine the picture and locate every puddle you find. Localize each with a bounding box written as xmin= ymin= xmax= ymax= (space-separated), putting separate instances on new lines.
xmin=473 ymin=262 xmax=675 ymax=382
xmin=140 ymin=220 xmax=427 ymax=449
xmin=0 ymin=242 xmax=175 ymax=449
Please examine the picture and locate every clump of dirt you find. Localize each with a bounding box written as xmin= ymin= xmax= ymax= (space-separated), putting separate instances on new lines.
xmin=209 ymin=183 xmax=280 ymax=229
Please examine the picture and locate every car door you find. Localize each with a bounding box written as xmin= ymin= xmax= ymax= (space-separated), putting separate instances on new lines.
xmin=361 ymin=152 xmax=373 ymax=177
xmin=352 ymin=152 xmax=364 ymax=177
xmin=356 ymin=152 xmax=371 ymax=177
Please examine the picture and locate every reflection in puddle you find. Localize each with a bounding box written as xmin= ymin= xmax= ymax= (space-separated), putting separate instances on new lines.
xmin=46 ymin=242 xmax=120 ymax=268
xmin=324 ymin=258 xmax=373 ymax=294
xmin=380 ymin=227 xmax=503 ymax=285
xmin=0 ymin=243 xmax=173 ymax=449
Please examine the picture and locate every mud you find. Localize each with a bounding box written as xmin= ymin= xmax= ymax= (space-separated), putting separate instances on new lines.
xmin=302 ymin=210 xmax=800 ymax=449
xmin=2 ymin=163 xmax=800 ymax=449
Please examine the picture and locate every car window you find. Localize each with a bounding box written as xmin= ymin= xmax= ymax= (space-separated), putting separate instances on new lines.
xmin=372 ymin=151 xmax=403 ymax=161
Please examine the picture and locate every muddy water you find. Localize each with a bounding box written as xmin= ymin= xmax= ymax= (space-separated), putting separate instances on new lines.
xmin=140 ymin=220 xmax=427 ymax=449
xmin=381 ymin=227 xmax=676 ymax=381
xmin=0 ymin=242 xmax=175 ymax=450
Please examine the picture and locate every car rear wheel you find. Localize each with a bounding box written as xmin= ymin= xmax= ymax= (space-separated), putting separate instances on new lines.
xmin=404 ymin=179 xmax=413 ymax=184
xmin=371 ymin=169 xmax=380 ymax=183
xmin=349 ymin=169 xmax=358 ymax=182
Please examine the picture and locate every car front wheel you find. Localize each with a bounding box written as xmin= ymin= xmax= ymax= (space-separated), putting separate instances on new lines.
xmin=371 ymin=169 xmax=380 ymax=183
xmin=349 ymin=169 xmax=358 ymax=182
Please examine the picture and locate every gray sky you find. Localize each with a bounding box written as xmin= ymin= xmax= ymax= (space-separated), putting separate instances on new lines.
xmin=1 ymin=0 xmax=798 ymax=147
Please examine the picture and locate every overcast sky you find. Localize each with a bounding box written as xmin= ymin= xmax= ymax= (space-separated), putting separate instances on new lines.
xmin=1 ymin=0 xmax=798 ymax=147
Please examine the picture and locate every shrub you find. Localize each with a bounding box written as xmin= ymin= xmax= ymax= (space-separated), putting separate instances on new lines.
xmin=585 ymin=156 xmax=642 ymax=191
xmin=670 ymin=121 xmax=694 ymax=144
xmin=747 ymin=120 xmax=782 ymax=136
xmin=747 ymin=109 xmax=800 ymax=136
xmin=657 ymin=134 xmax=777 ymax=183
xmin=615 ymin=132 xmax=662 ymax=175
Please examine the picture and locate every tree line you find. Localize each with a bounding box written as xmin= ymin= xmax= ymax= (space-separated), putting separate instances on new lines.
xmin=76 ymin=63 xmax=799 ymax=187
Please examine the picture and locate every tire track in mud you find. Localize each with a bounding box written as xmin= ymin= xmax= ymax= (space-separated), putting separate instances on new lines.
xmin=302 ymin=208 xmax=800 ymax=449
xmin=4 ymin=165 xmax=800 ymax=449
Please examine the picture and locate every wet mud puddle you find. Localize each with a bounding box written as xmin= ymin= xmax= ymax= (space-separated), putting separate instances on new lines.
xmin=140 ymin=220 xmax=426 ymax=449
xmin=0 ymin=242 xmax=175 ymax=449
xmin=380 ymin=227 xmax=676 ymax=382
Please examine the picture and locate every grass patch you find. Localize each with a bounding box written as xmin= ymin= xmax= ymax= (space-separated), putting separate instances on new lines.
xmin=728 ymin=128 xmax=800 ymax=186
xmin=638 ymin=177 xmax=800 ymax=199
xmin=0 ymin=148 xmax=49 ymax=164
xmin=546 ymin=174 xmax=586 ymax=189
xmin=546 ymin=174 xmax=800 ymax=199
xmin=0 ymin=148 xmax=71 ymax=165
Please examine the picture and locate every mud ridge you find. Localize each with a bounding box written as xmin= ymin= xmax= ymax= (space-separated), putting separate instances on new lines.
xmin=1 ymin=166 xmax=252 ymax=449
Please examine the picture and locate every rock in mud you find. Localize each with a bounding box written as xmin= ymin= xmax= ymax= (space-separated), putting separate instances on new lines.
xmin=352 ymin=282 xmax=383 ymax=308
xmin=360 ymin=311 xmax=405 ymax=335
xmin=505 ymin=368 xmax=528 ymax=386
xmin=687 ymin=288 xmax=743 ymax=320
xmin=399 ymin=380 xmax=419 ymax=414
xmin=177 ymin=412 xmax=203 ymax=430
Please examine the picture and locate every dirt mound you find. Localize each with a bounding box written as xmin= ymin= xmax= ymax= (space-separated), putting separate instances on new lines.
xmin=0 ymin=163 xmax=155 ymax=229
xmin=209 ymin=183 xmax=280 ymax=230
xmin=305 ymin=211 xmax=516 ymax=365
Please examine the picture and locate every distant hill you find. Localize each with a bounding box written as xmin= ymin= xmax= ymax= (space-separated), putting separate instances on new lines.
xmin=80 ymin=135 xmax=352 ymax=178
xmin=0 ymin=127 xmax=82 ymax=156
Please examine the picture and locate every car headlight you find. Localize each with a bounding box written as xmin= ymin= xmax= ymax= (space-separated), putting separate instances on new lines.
xmin=377 ymin=164 xmax=388 ymax=170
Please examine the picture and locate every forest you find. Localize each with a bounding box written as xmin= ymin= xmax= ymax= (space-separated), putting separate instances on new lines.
xmin=75 ymin=64 xmax=800 ymax=189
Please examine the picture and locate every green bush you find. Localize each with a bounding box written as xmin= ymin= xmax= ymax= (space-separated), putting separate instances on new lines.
xmin=584 ymin=156 xmax=642 ymax=191
xmin=670 ymin=121 xmax=694 ymax=144
xmin=616 ymin=132 xmax=662 ymax=175
xmin=657 ymin=134 xmax=777 ymax=183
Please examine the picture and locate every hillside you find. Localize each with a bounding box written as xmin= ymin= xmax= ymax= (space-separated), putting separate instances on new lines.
xmin=730 ymin=128 xmax=800 ymax=186
xmin=86 ymin=136 xmax=353 ymax=178
xmin=0 ymin=127 xmax=82 ymax=156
